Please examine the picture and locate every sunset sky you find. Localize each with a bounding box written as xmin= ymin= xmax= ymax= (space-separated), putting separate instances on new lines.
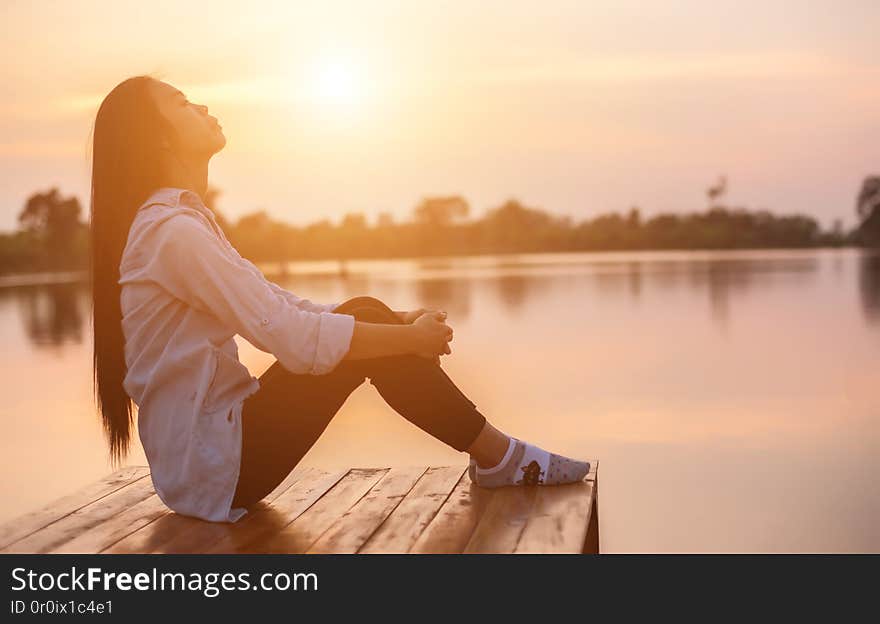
xmin=2 ymin=0 xmax=878 ymax=232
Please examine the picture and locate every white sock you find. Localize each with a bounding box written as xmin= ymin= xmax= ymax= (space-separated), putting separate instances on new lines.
xmin=469 ymin=438 xmax=590 ymax=487
xmin=475 ymin=436 xmax=516 ymax=475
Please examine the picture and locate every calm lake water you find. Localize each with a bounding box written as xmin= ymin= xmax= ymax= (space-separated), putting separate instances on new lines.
xmin=2 ymin=249 xmax=879 ymax=552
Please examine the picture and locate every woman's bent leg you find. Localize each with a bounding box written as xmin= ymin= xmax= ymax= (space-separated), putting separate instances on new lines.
xmin=232 ymin=296 xmax=487 ymax=508
xmin=365 ymin=354 xmax=487 ymax=451
xmin=232 ymin=297 xmax=388 ymax=508
xmin=231 ymin=357 xmax=366 ymax=509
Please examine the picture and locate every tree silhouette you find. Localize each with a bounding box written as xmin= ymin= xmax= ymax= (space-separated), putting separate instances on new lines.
xmin=410 ymin=196 xmax=470 ymax=255
xmin=856 ymin=176 xmax=880 ymax=245
xmin=376 ymin=212 xmax=395 ymax=228
xmin=18 ymin=188 xmax=83 ymax=269
xmin=412 ymin=196 xmax=469 ymax=227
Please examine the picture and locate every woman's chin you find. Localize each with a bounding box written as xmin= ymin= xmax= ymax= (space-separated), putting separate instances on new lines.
xmin=212 ymin=132 xmax=227 ymax=152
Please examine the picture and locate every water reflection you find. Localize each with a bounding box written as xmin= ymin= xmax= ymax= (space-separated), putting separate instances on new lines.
xmin=11 ymin=283 xmax=85 ymax=348
xmin=415 ymin=278 xmax=472 ymax=320
xmin=0 ymin=251 xmax=849 ymax=349
xmin=496 ymin=274 xmax=529 ymax=310
xmin=859 ymin=251 xmax=880 ymax=324
xmin=627 ymin=261 xmax=642 ymax=299
xmin=580 ymin=255 xmax=821 ymax=327
xmin=700 ymin=257 xmax=817 ymax=326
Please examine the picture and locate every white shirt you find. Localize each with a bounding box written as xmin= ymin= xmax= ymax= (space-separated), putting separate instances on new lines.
xmin=118 ymin=187 xmax=355 ymax=522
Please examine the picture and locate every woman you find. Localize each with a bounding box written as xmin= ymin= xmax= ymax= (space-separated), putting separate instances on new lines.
xmin=90 ymin=75 xmax=590 ymax=522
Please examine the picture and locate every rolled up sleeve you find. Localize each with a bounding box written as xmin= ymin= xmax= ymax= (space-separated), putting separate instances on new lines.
xmin=146 ymin=214 xmax=355 ymax=375
xmin=264 ymin=279 xmax=341 ymax=315
xmin=232 ymin=248 xmax=341 ymax=314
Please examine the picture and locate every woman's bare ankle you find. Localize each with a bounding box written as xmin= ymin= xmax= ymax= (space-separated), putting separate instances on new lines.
xmin=466 ymin=420 xmax=511 ymax=468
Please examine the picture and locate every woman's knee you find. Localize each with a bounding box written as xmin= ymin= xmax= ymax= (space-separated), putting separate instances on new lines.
xmin=334 ymin=296 xmax=398 ymax=321
xmin=348 ymin=306 xmax=392 ymax=323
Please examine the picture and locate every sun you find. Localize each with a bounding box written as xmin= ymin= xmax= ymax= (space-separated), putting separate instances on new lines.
xmin=308 ymin=58 xmax=366 ymax=112
xmin=315 ymin=62 xmax=357 ymax=100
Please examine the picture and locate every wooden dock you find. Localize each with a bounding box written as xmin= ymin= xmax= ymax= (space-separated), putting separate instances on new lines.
xmin=0 ymin=463 xmax=599 ymax=554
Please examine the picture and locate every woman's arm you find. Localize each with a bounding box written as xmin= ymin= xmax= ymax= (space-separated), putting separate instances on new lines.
xmin=344 ymin=322 xmax=417 ymax=360
xmin=344 ymin=311 xmax=452 ymax=362
xmin=209 ymin=233 xmax=448 ymax=362
xmin=223 ymin=245 xmax=340 ymax=314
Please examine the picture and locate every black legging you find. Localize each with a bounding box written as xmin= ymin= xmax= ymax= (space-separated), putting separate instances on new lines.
xmin=231 ymin=295 xmax=487 ymax=509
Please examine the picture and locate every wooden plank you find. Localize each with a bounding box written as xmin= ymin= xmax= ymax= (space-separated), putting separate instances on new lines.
xmin=104 ymin=508 xmax=198 ymax=554
xmin=3 ymin=477 xmax=157 ymax=553
xmin=260 ymin=468 xmax=387 ymax=554
xmin=583 ymin=462 xmax=600 ymax=554
xmin=203 ymin=469 xmax=348 ymax=554
xmin=308 ymin=466 xmax=427 ymax=554
xmin=410 ymin=470 xmax=494 ymax=554
xmin=514 ymin=481 xmax=595 ymax=553
xmin=360 ymin=466 xmax=465 ymax=553
xmin=52 ymin=494 xmax=169 ymax=554
xmin=585 ymin=460 xmax=598 ymax=482
xmin=106 ymin=465 xmax=314 ymax=554
xmin=0 ymin=466 xmax=150 ymax=550
xmin=463 ymin=486 xmax=538 ymax=554
xmin=148 ymin=466 xmax=318 ymax=554
xmin=265 ymin=465 xmax=318 ymax=501
xmin=141 ymin=516 xmax=213 ymax=554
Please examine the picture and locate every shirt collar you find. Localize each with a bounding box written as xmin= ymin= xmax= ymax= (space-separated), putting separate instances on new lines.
xmin=142 ymin=186 xmax=201 ymax=210
xmin=144 ymin=186 xmax=220 ymax=218
xmin=141 ymin=187 xmax=225 ymax=237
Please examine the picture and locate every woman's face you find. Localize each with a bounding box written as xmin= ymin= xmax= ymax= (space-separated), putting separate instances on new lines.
xmin=149 ymin=79 xmax=226 ymax=158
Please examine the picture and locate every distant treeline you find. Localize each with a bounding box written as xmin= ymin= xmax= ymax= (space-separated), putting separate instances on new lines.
xmin=2 ymin=177 xmax=879 ymax=275
xmin=0 ymin=189 xmax=89 ymax=275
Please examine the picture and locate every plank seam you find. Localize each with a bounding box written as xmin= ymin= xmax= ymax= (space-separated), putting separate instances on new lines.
xmin=402 ymin=466 xmax=466 ymax=554
xmin=222 ymin=469 xmax=350 ymax=554
xmin=412 ymin=469 xmax=483 ymax=554
xmin=98 ymin=509 xmax=172 ymax=554
xmin=0 ymin=467 xmax=147 ymax=546
xmin=464 ymin=487 xmax=537 ymax=554
xmin=299 ymin=468 xmax=389 ymax=553
xmin=2 ymin=472 xmax=153 ymax=551
xmin=350 ymin=467 xmax=428 ymax=554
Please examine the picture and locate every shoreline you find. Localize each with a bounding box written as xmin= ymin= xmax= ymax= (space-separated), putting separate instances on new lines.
xmin=0 ymin=246 xmax=870 ymax=289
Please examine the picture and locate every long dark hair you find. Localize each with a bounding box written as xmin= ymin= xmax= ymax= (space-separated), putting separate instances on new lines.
xmin=89 ymin=75 xmax=176 ymax=464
